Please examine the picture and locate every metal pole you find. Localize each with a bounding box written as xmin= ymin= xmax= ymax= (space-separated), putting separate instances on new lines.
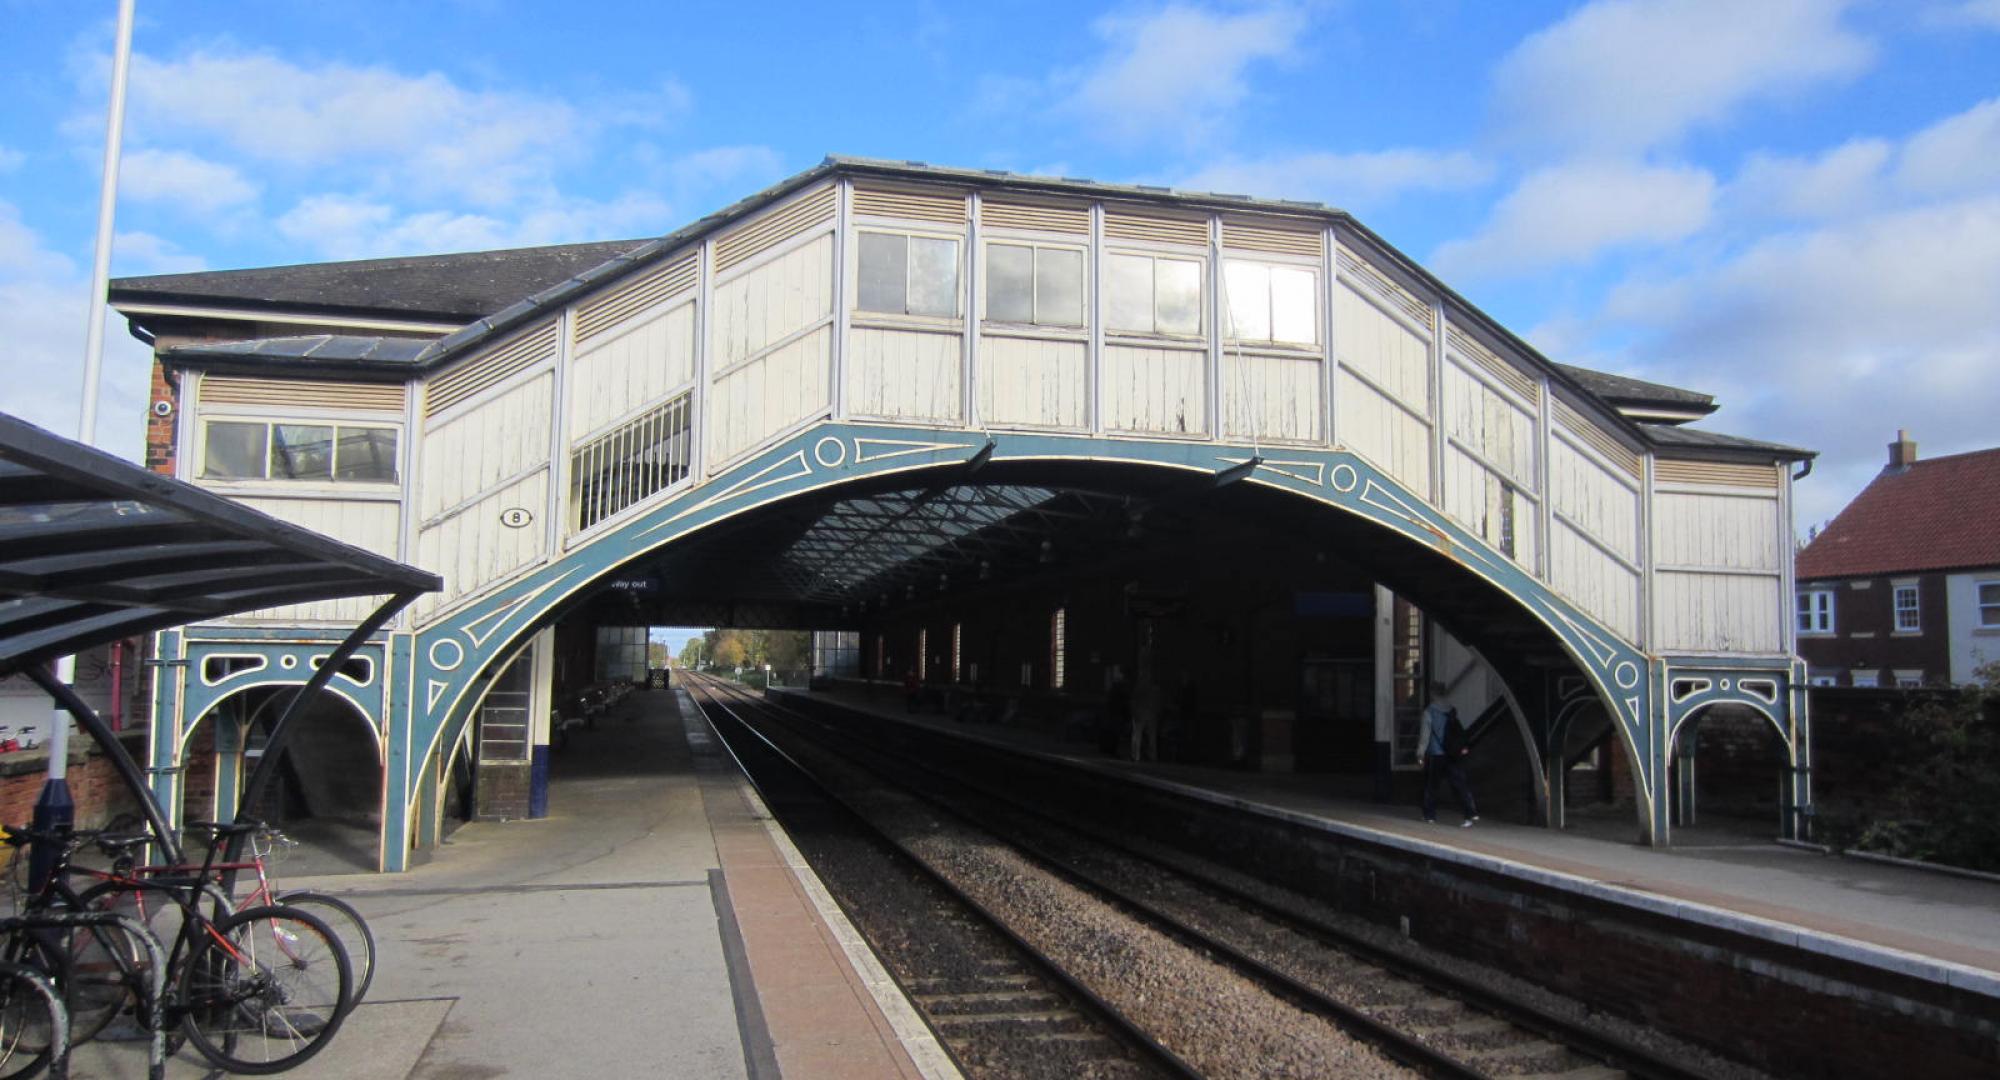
xmin=33 ymin=0 xmax=136 ymax=883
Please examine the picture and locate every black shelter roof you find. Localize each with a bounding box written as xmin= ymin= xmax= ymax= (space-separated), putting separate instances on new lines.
xmin=0 ymin=412 xmax=440 ymax=676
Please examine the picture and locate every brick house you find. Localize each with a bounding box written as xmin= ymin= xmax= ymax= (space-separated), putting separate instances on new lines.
xmin=1795 ymin=431 xmax=2000 ymax=687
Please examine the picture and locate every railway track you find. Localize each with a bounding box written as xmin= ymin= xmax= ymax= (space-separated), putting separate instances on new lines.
xmin=686 ymin=673 xmax=1728 ymax=1080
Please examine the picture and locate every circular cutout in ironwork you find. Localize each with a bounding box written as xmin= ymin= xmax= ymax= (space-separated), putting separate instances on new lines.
xmin=429 ymin=638 xmax=465 ymax=672
xmin=1721 ymin=679 xmax=1732 ymax=692
xmin=1329 ymin=464 xmax=1359 ymax=493
xmin=814 ymin=437 xmax=847 ymax=468
xmin=499 ymin=507 xmax=534 ymax=529
xmin=1614 ymin=661 xmax=1640 ymax=689
xmin=279 ymin=655 xmax=297 ymax=670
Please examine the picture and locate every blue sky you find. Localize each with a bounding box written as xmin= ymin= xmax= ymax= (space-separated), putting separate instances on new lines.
xmin=2 ymin=0 xmax=1997 ymax=530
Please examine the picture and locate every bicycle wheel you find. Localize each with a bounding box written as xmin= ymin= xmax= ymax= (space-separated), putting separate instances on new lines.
xmin=71 ymin=879 xmax=229 ymax=1045
xmin=274 ymin=892 xmax=374 ymax=1008
xmin=177 ymin=905 xmax=352 ymax=1075
xmin=0 ymin=960 xmax=65 ymax=1080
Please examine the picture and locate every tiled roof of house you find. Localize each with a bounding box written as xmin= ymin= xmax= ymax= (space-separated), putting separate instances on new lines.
xmin=1797 ymin=445 xmax=2000 ymax=579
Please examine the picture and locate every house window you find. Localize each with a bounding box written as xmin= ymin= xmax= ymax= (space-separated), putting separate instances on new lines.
xmin=1808 ymin=674 xmax=1838 ymax=687
xmin=1050 ymin=608 xmax=1067 ymax=690
xmin=1796 ymin=590 xmax=1834 ymax=634
xmin=1105 ymin=253 xmax=1203 ymax=337
xmin=202 ymin=420 xmax=397 ymax=483
xmin=1851 ymin=670 xmax=1880 ymax=688
xmin=1980 ymin=581 xmax=2000 ymax=627
xmin=985 ymin=243 xmax=1083 ymax=327
xmin=1224 ymin=260 xmax=1318 ymax=347
xmin=857 ymin=231 xmax=959 ymax=317
xmin=1893 ymin=670 xmax=1924 ymax=689
xmin=1893 ymin=585 xmax=1921 ymax=631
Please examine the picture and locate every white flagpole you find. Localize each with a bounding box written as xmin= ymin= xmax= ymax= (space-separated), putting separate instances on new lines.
xmin=34 ymin=0 xmax=136 ymax=874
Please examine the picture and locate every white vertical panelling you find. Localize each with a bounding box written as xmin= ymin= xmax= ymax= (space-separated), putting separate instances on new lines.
xmin=1548 ymin=522 xmax=1641 ymax=640
xmin=964 ymin=191 xmax=980 ymax=429
xmin=707 ymin=325 xmax=833 ymax=464
xmin=414 ymin=470 xmax=550 ymax=621
xmin=1654 ymin=573 xmax=1782 ymax=653
xmin=1088 ymin=203 xmax=1105 ymax=434
xmin=419 ymin=373 xmax=553 ymax=521
xmin=1221 ymin=352 xmax=1322 ymax=442
xmin=846 ymin=327 xmax=962 ymax=422
xmin=1547 ymin=436 xmax=1640 ymax=563
xmin=1333 ymin=280 xmax=1430 ymax=414
xmin=1655 ymin=491 xmax=1780 ymax=571
xmin=833 ymin=178 xmax=852 ymax=420
xmin=1102 ymin=345 xmax=1207 ymax=436
xmin=1334 ymin=370 xmax=1430 ymax=494
xmin=1442 ymin=361 xmax=1536 ymax=485
xmin=979 ymin=336 xmax=1088 ymax=428
xmin=235 ymin=498 xmax=402 ymax=623
xmin=569 ymin=301 xmax=695 ymax=438
xmin=710 ymin=233 xmax=834 ymax=369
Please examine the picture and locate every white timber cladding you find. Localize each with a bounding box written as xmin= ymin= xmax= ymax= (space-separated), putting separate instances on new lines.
xmin=233 ymin=496 xmax=401 ymax=624
xmin=1651 ymin=475 xmax=1785 ymax=653
xmin=852 ymin=184 xmax=967 ymax=225
xmin=1221 ymin=351 xmax=1321 ymax=442
xmin=978 ymin=336 xmax=1088 ymax=428
xmin=1095 ymin=205 xmax=1211 ymax=438
xmin=414 ymin=469 xmax=549 ymax=621
xmin=419 ymin=373 xmax=553 ymax=522
xmin=1103 ymin=345 xmax=1208 ymax=436
xmin=424 ymin=323 xmax=559 ymax=418
xmin=700 ymin=191 xmax=840 ymax=468
xmin=1331 ymin=243 xmax=1433 ymax=494
xmin=847 ymin=327 xmax=962 ymax=421
xmin=1545 ymin=411 xmax=1644 ymax=639
xmin=199 ymin=376 xmax=406 ymax=413
xmin=568 ymin=300 xmax=695 ymax=440
xmin=573 ymin=253 xmax=697 ymax=343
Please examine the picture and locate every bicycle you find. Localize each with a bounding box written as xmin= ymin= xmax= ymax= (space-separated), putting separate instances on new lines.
xmin=77 ymin=821 xmax=375 ymax=1012
xmin=0 ymin=957 xmax=68 ymax=1080
xmin=3 ymin=824 xmax=354 ymax=1075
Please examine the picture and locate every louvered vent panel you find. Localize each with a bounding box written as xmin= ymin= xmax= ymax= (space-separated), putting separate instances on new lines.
xmin=200 ymin=376 xmax=406 ymax=413
xmin=852 ymin=185 xmax=966 ymax=224
xmin=1447 ymin=327 xmax=1537 ymax=403
xmin=1654 ymin=460 xmax=1779 ymax=489
xmin=1103 ymin=208 xmax=1209 ymax=247
xmin=1337 ymin=250 xmax=1432 ymax=331
xmin=714 ymin=186 xmax=837 ymax=273
xmin=1555 ymin=398 xmax=1642 ymax=478
xmin=424 ymin=323 xmax=558 ymax=418
xmin=981 ymin=199 xmax=1089 ymax=234
xmin=574 ymin=253 xmax=697 ymax=343
xmin=1223 ymin=220 xmax=1324 ymax=258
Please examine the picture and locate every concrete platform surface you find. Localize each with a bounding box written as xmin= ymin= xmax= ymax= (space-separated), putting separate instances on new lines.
xmin=781 ymin=685 xmax=2000 ymax=987
xmin=63 ymin=686 xmax=946 ymax=1079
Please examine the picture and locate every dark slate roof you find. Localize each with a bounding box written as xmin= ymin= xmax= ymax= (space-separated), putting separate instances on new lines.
xmin=1639 ymin=424 xmax=1813 ymax=459
xmin=110 ymin=239 xmax=651 ymax=323
xmin=1798 ymin=445 xmax=2000 ymax=578
xmin=1555 ymin=364 xmax=1713 ymax=414
xmin=169 ymin=335 xmax=433 ymax=370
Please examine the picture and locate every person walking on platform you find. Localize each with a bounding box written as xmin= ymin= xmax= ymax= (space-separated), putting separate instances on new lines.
xmin=1418 ymin=684 xmax=1478 ymax=826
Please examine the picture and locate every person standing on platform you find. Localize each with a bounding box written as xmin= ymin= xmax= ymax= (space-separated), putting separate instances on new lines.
xmin=1418 ymin=683 xmax=1478 ymax=826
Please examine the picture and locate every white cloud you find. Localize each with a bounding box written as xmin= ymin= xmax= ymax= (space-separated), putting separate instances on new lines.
xmin=0 ymin=147 xmax=23 ymax=173
xmin=1727 ymin=138 xmax=1891 ymax=221
xmin=1433 ymin=160 xmax=1715 ymax=276
xmin=0 ymin=202 xmax=75 ymax=279
xmin=1927 ymin=0 xmax=2000 ymax=29
xmin=275 ymin=190 xmax=674 ymax=261
xmin=660 ymin=145 xmax=787 ymax=192
xmin=1895 ymin=95 xmax=2000 ymax=196
xmin=1063 ymin=4 xmax=1306 ymax=144
xmin=120 ymin=148 xmax=258 ymax=214
xmin=113 ymin=231 xmax=206 ymax=276
xmin=1603 ymin=195 xmax=2000 ymax=526
xmin=1176 ymin=148 xmax=1494 ymax=206
xmin=1493 ymin=0 xmax=1873 ymax=153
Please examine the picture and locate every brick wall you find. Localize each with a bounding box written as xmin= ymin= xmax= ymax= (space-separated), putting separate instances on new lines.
xmin=144 ymin=360 xmax=179 ymax=477
xmin=0 ymin=730 xmax=151 ymax=830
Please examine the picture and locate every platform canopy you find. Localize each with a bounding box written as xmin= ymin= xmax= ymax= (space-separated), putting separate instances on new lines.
xmin=0 ymin=411 xmax=440 ymax=676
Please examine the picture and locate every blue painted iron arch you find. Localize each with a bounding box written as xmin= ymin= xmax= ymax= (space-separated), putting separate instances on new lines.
xmin=395 ymin=421 xmax=1666 ymax=857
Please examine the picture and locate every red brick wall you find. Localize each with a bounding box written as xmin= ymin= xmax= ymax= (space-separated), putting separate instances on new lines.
xmin=0 ymin=732 xmax=151 ymax=830
xmin=144 ymin=359 xmax=179 ymax=477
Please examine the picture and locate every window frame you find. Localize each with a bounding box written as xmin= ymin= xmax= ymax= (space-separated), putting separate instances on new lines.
xmin=1978 ymin=580 xmax=2000 ymax=628
xmin=1892 ymin=584 xmax=1921 ymax=633
xmin=853 ymin=227 xmax=963 ymax=322
xmin=199 ymin=417 xmax=402 ymax=487
xmin=1102 ymin=248 xmax=1207 ymax=342
xmin=1796 ymin=589 xmax=1835 ymax=635
xmin=980 ymin=239 xmax=1088 ymax=331
xmin=1222 ymin=256 xmax=1321 ymax=350
xmin=1850 ymin=670 xmax=1880 ymax=689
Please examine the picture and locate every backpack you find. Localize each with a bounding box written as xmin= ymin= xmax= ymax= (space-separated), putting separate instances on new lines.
xmin=1441 ymin=707 xmax=1468 ymax=756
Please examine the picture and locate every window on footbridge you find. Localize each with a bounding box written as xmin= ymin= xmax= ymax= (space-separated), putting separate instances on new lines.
xmin=202 ymin=420 xmax=399 ymax=484
xmin=1223 ymin=260 xmax=1319 ymax=348
xmin=858 ymin=231 xmax=960 ymax=318
xmin=1106 ymin=253 xmax=1203 ymax=338
xmin=985 ymin=242 xmax=1084 ymax=327
xmin=569 ymin=393 xmax=693 ymax=532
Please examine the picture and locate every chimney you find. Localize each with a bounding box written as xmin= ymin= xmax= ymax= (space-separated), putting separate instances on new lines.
xmin=1888 ymin=429 xmax=1918 ymax=469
